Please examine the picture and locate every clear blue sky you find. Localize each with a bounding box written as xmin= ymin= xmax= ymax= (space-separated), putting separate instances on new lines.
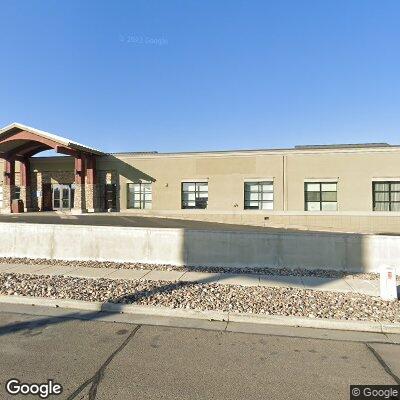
xmin=1 ymin=1 xmax=400 ymax=153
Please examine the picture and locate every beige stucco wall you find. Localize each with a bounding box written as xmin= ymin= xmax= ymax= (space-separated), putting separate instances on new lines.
xmin=285 ymin=151 xmax=400 ymax=211
xmin=102 ymin=147 xmax=400 ymax=233
xmin=98 ymin=153 xmax=284 ymax=212
xmin=1 ymin=146 xmax=400 ymax=233
xmin=98 ymin=148 xmax=400 ymax=214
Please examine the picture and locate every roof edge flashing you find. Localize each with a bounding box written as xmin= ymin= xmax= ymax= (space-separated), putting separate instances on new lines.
xmin=294 ymin=143 xmax=391 ymax=150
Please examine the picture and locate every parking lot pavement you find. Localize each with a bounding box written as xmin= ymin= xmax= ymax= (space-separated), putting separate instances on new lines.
xmin=0 ymin=309 xmax=399 ymax=399
xmin=0 ymin=212 xmax=297 ymax=232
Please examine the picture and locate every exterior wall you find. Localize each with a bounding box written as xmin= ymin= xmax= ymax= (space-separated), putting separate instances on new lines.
xmin=98 ymin=147 xmax=400 ymax=233
xmin=1 ymin=146 xmax=400 ymax=233
xmin=97 ymin=148 xmax=400 ymax=215
xmin=285 ymin=151 xmax=400 ymax=212
xmin=97 ymin=153 xmax=284 ymax=213
xmin=30 ymin=159 xmax=75 ymax=211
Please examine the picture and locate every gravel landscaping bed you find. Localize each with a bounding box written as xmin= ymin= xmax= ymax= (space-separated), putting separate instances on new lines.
xmin=1 ymin=272 xmax=399 ymax=323
xmin=0 ymin=257 xmax=384 ymax=281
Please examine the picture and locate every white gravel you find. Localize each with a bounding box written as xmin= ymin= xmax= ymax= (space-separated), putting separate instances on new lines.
xmin=0 ymin=257 xmax=383 ymax=281
xmin=1 ymin=272 xmax=399 ymax=323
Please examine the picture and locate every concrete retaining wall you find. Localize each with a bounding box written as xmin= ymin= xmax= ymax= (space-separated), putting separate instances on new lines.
xmin=0 ymin=222 xmax=399 ymax=273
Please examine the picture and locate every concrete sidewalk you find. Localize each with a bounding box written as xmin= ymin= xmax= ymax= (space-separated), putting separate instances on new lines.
xmin=0 ymin=263 xmax=381 ymax=296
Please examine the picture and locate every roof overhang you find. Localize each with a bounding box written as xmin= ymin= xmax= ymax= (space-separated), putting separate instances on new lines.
xmin=0 ymin=122 xmax=104 ymax=160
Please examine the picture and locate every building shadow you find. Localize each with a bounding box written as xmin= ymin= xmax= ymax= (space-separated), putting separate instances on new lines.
xmin=178 ymin=227 xmax=372 ymax=282
xmin=0 ymin=310 xmax=109 ymax=337
xmin=98 ymin=155 xmax=156 ymax=212
xmin=105 ymin=155 xmax=155 ymax=183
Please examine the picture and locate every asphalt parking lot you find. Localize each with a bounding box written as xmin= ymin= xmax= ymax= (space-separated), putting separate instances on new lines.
xmin=0 ymin=212 xmax=291 ymax=232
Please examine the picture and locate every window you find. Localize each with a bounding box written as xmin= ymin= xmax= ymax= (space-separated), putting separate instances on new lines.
xmin=182 ymin=182 xmax=208 ymax=209
xmin=127 ymin=182 xmax=152 ymax=209
xmin=373 ymin=181 xmax=400 ymax=211
xmin=244 ymin=181 xmax=273 ymax=210
xmin=305 ymin=182 xmax=337 ymax=211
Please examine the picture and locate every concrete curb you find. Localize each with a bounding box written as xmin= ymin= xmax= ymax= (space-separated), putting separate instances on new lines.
xmin=227 ymin=313 xmax=384 ymax=333
xmin=0 ymin=295 xmax=399 ymax=334
xmin=0 ymin=295 xmax=104 ymax=311
xmin=0 ymin=295 xmax=229 ymax=322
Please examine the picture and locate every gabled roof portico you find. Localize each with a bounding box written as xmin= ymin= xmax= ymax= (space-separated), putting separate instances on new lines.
xmin=0 ymin=123 xmax=104 ymax=213
xmin=0 ymin=122 xmax=103 ymax=159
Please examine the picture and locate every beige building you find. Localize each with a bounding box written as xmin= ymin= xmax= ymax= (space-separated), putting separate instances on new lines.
xmin=1 ymin=123 xmax=400 ymax=233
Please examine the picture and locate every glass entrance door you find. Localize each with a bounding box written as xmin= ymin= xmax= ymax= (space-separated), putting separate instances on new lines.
xmin=52 ymin=185 xmax=72 ymax=211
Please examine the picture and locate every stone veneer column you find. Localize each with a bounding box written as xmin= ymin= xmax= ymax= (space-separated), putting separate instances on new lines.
xmin=20 ymin=158 xmax=32 ymax=212
xmin=85 ymin=155 xmax=98 ymax=212
xmin=2 ymin=158 xmax=15 ymax=213
xmin=72 ymin=155 xmax=87 ymax=214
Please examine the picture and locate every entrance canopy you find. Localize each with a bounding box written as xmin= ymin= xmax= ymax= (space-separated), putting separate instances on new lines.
xmin=0 ymin=122 xmax=104 ymax=213
xmin=0 ymin=122 xmax=104 ymax=160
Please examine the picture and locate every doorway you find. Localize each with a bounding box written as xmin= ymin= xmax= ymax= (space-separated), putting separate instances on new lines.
xmin=52 ymin=184 xmax=74 ymax=211
xmin=104 ymin=183 xmax=117 ymax=211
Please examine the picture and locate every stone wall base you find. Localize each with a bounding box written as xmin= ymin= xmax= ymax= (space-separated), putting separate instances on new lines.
xmin=72 ymin=184 xmax=86 ymax=213
xmin=4 ymin=169 xmax=107 ymax=214
xmin=2 ymin=185 xmax=13 ymax=213
xmin=19 ymin=186 xmax=32 ymax=212
xmin=87 ymin=208 xmax=100 ymax=213
xmin=71 ymin=208 xmax=88 ymax=215
xmin=84 ymin=184 xmax=98 ymax=211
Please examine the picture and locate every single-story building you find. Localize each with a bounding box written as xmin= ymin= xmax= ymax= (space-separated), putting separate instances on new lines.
xmin=1 ymin=122 xmax=400 ymax=233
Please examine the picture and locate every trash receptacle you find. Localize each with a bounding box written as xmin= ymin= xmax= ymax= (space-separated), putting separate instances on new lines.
xmin=11 ymin=199 xmax=24 ymax=213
